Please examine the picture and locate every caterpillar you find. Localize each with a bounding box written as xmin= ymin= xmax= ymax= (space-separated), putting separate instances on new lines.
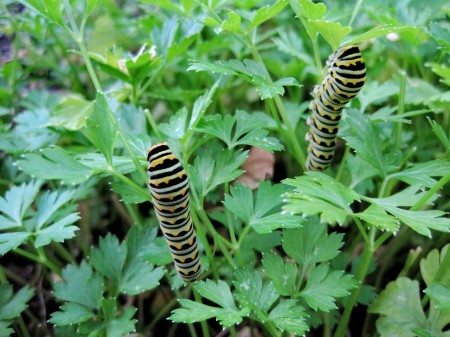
xmin=305 ymin=45 xmax=366 ymax=171
xmin=146 ymin=143 xmax=201 ymax=282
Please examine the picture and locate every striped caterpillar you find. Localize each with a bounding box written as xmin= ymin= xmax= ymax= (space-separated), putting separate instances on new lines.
xmin=305 ymin=45 xmax=366 ymax=170
xmin=146 ymin=143 xmax=201 ymax=282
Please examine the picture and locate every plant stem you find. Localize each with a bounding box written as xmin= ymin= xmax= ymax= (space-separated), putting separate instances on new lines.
xmin=193 ymin=287 xmax=211 ymax=337
xmin=145 ymin=109 xmax=164 ymax=143
xmin=14 ymin=247 xmax=61 ymax=276
xmin=190 ymin=207 xmax=219 ymax=279
xmin=335 ymin=147 xmax=350 ymax=183
xmin=349 ymin=0 xmax=364 ymax=27
xmin=333 ymin=237 xmax=374 ymax=337
xmin=395 ymin=71 xmax=407 ymax=150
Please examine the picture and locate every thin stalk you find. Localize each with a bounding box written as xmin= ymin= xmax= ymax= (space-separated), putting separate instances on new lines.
xmin=124 ymin=203 xmax=143 ymax=226
xmin=14 ymin=247 xmax=61 ymax=276
xmin=147 ymin=297 xmax=178 ymax=331
xmin=0 ymin=266 xmax=6 ymax=282
xmin=196 ymin=200 xmax=236 ymax=269
xmin=145 ymin=109 xmax=164 ymax=143
xmin=353 ymin=217 xmax=370 ymax=245
xmin=111 ymin=169 xmax=151 ymax=202
xmin=247 ymin=38 xmax=305 ymax=167
xmin=323 ymin=312 xmax=331 ymax=337
xmin=335 ymin=147 xmax=350 ymax=183
xmin=17 ymin=316 xmax=31 ymax=337
xmin=53 ymin=243 xmax=75 ymax=263
xmin=349 ymin=0 xmax=364 ymax=27
xmin=229 ymin=326 xmax=238 ymax=337
xmin=395 ymin=71 xmax=407 ymax=150
xmin=311 ymin=36 xmax=323 ymax=78
xmin=333 ymin=235 xmax=374 ymax=337
xmin=190 ymin=206 xmax=219 ymax=279
xmin=193 ymin=287 xmax=211 ymax=337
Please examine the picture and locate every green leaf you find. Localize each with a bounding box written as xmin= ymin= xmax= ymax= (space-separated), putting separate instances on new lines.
xmin=425 ymin=283 xmax=450 ymax=310
xmin=355 ymin=204 xmax=399 ymax=232
xmin=35 ymin=190 xmax=76 ymax=229
xmin=300 ymin=264 xmax=357 ymax=311
xmin=427 ymin=63 xmax=450 ymax=87
xmin=283 ymin=172 xmax=359 ymax=225
xmin=308 ymin=20 xmax=352 ymax=50
xmin=170 ymin=280 xmax=249 ymax=327
xmin=365 ymin=187 xmax=450 ymax=237
xmin=121 ymin=225 xmax=165 ymax=294
xmin=247 ymin=0 xmax=289 ymax=32
xmin=0 ymin=181 xmax=41 ymax=229
xmin=188 ymin=59 xmax=300 ymax=99
xmin=49 ymin=96 xmax=94 ymax=130
xmin=188 ymin=81 xmax=219 ymax=133
xmin=0 ymin=232 xmax=31 ymax=256
xmin=389 ymin=160 xmax=450 ymax=188
xmin=221 ymin=12 xmax=243 ymax=34
xmin=17 ymin=147 xmax=93 ymax=184
xmin=105 ymin=306 xmax=137 ymax=337
xmin=262 ymin=253 xmax=297 ymax=296
xmin=282 ymin=219 xmax=344 ymax=267
xmin=427 ymin=118 xmax=450 ymax=151
xmin=342 ymin=109 xmax=390 ymax=177
xmin=0 ymin=283 xmax=34 ymax=321
xmin=189 ymin=149 xmax=247 ymax=198
xmin=268 ymin=299 xmax=308 ymax=336
xmin=369 ymin=277 xmax=427 ymax=337
xmin=344 ymin=25 xmax=423 ymax=46
xmin=224 ymin=182 xmax=303 ymax=234
xmin=196 ymin=110 xmax=283 ymax=151
xmin=291 ymin=0 xmax=326 ymax=20
xmin=34 ymin=212 xmax=80 ymax=247
xmin=234 ymin=269 xmax=279 ymax=315
xmin=420 ymin=244 xmax=450 ymax=287
xmin=49 ymin=302 xmax=96 ymax=326
xmin=427 ymin=21 xmax=450 ymax=48
xmin=84 ymin=92 xmax=118 ymax=166
xmin=91 ymin=234 xmax=127 ymax=283
xmin=110 ymin=180 xmax=148 ymax=204
xmin=53 ymin=261 xmax=104 ymax=310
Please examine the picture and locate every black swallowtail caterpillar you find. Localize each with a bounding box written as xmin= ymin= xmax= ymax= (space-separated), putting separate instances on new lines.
xmin=305 ymin=45 xmax=366 ymax=171
xmin=146 ymin=143 xmax=201 ymax=282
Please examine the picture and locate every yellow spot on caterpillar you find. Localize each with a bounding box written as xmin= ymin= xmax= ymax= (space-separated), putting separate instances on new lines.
xmin=176 ymin=244 xmax=182 ymax=250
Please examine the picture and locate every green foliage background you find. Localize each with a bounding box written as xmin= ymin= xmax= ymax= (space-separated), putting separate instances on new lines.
xmin=0 ymin=0 xmax=449 ymax=336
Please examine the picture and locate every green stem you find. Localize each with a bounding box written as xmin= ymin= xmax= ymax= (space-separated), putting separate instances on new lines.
xmin=323 ymin=312 xmax=331 ymax=337
xmin=349 ymin=0 xmax=364 ymax=27
xmin=311 ymin=36 xmax=323 ymax=78
xmin=395 ymin=71 xmax=407 ymax=150
xmin=0 ymin=266 xmax=6 ymax=282
xmin=111 ymin=169 xmax=151 ymax=202
xmin=335 ymin=147 xmax=350 ymax=183
xmin=145 ymin=109 xmax=164 ymax=143
xmin=333 ymin=236 xmax=374 ymax=337
xmin=193 ymin=287 xmax=211 ymax=337
xmin=190 ymin=207 xmax=219 ymax=279
xmin=17 ymin=316 xmax=31 ymax=337
xmin=54 ymin=243 xmax=75 ymax=263
xmin=14 ymin=247 xmax=61 ymax=276
xmin=353 ymin=217 xmax=370 ymax=245
xmin=196 ymin=199 xmax=236 ymax=269
xmin=434 ymin=244 xmax=450 ymax=283
xmin=147 ymin=297 xmax=178 ymax=331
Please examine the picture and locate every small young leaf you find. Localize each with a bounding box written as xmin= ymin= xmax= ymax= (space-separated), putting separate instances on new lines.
xmin=291 ymin=0 xmax=326 ymax=20
xmin=282 ymin=219 xmax=344 ymax=267
xmin=300 ymin=264 xmax=357 ymax=311
xmin=420 ymin=244 xmax=450 ymax=287
xmin=221 ymin=12 xmax=243 ymax=34
xmin=247 ymin=0 xmax=289 ymax=32
xmin=308 ymin=20 xmax=352 ymax=50
xmin=84 ymin=92 xmax=118 ymax=166
xmin=91 ymin=234 xmax=127 ymax=283
xmin=196 ymin=110 xmax=283 ymax=151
